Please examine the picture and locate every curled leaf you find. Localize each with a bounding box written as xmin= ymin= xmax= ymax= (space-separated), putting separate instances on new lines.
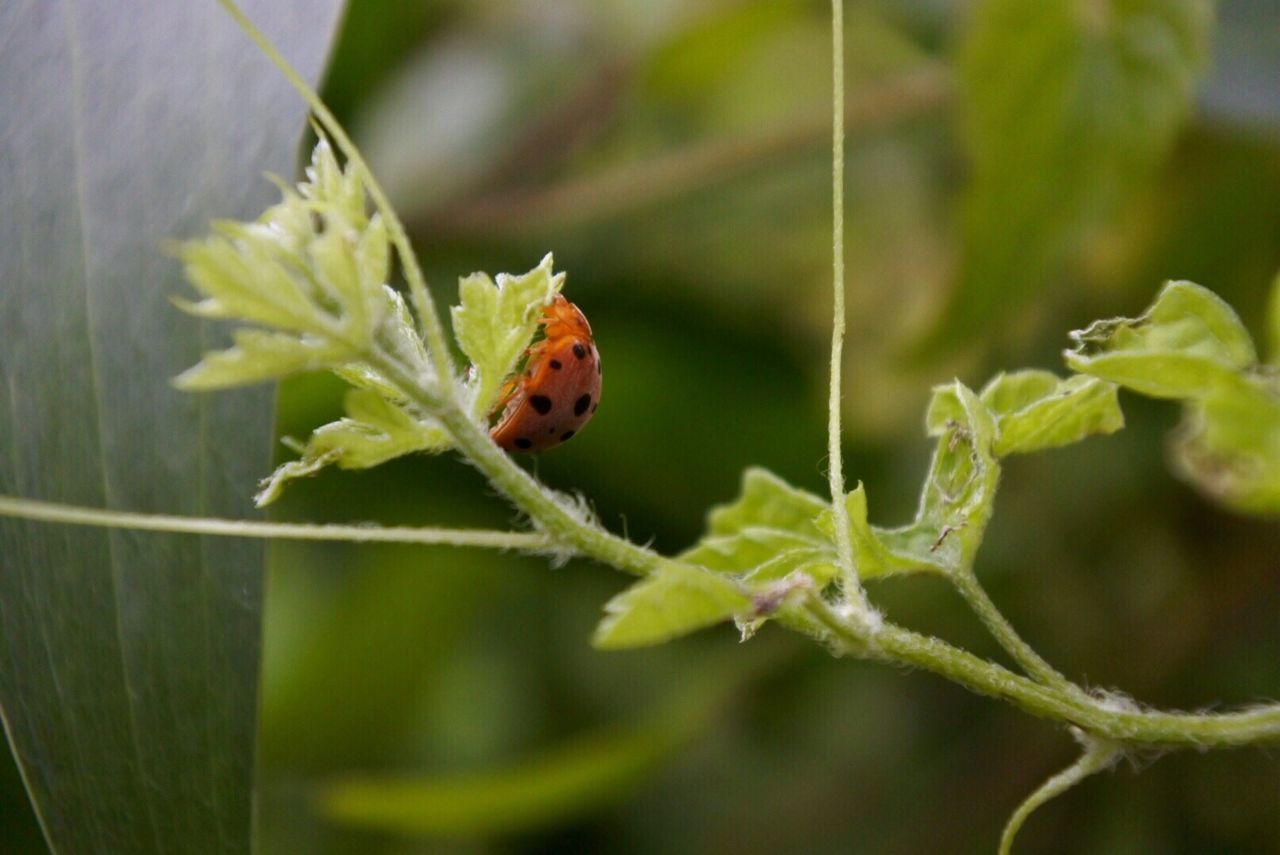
xmin=1067 ymin=280 xmax=1279 ymax=515
xmin=826 ymin=382 xmax=999 ymax=575
xmin=1065 ymin=281 xmax=1256 ymax=398
xmin=928 ymin=370 xmax=1124 ymax=457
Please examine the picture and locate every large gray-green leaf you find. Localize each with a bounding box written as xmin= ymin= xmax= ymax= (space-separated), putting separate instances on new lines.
xmin=0 ymin=2 xmax=342 ymax=851
xmin=932 ymin=0 xmax=1212 ymax=348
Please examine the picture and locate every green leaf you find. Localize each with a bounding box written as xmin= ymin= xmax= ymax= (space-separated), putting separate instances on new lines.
xmin=934 ymin=0 xmax=1212 ymax=347
xmin=255 ymin=390 xmax=451 ymax=506
xmin=1170 ymin=373 xmax=1280 ymax=515
xmin=826 ymin=383 xmax=1000 ymax=575
xmin=177 ymin=134 xmax=393 ymax=366
xmin=1067 ymin=280 xmax=1279 ymax=515
xmin=593 ymin=564 xmax=752 ymax=649
xmin=174 ymin=330 xmax=348 ymax=390
xmin=0 ymin=2 xmax=342 ymax=852
xmin=1066 ymin=281 xmax=1258 ymax=397
xmin=680 ymin=468 xmax=831 ymax=570
xmin=818 ymin=484 xmax=950 ymax=578
xmin=927 ymin=370 xmax=1124 ymax=456
xmin=451 ymin=253 xmax=564 ymax=419
xmin=678 ymin=466 xmax=839 ymax=614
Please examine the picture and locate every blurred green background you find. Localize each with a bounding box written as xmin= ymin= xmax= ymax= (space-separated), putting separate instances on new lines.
xmin=5 ymin=0 xmax=1278 ymax=851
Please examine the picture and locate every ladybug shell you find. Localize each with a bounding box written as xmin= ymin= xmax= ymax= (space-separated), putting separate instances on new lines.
xmin=490 ymin=295 xmax=601 ymax=453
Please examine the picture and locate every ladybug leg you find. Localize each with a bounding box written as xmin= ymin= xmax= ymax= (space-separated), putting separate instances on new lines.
xmin=493 ymin=376 xmax=520 ymax=410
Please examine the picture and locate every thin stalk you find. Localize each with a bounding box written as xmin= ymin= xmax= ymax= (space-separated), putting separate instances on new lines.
xmin=826 ymin=0 xmax=874 ymax=621
xmin=951 ymin=567 xmax=1081 ymax=695
xmin=998 ymin=736 xmax=1122 ymax=855
xmin=0 ymin=495 xmax=551 ymax=551
xmin=805 ymin=597 xmax=1280 ymax=747
xmin=217 ymin=0 xmax=457 ymax=396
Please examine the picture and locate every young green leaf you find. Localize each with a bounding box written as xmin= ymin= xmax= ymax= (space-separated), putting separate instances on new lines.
xmin=826 ymin=383 xmax=999 ymax=576
xmin=927 ymin=370 xmax=1124 ymax=457
xmin=1170 ymin=374 xmax=1280 ymax=515
xmin=593 ymin=563 xmax=752 ymax=649
xmin=176 ymin=137 xmax=397 ymax=383
xmin=451 ymin=253 xmax=564 ymax=419
xmin=174 ymin=330 xmax=349 ymax=390
xmin=255 ymin=390 xmax=451 ymax=506
xmin=816 ymin=484 xmax=949 ymax=578
xmin=1065 ymin=281 xmax=1256 ymax=398
xmin=1068 ymin=280 xmax=1280 ymax=515
xmin=679 ymin=468 xmax=838 ymax=582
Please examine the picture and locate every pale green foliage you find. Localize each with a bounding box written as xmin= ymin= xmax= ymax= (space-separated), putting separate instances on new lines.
xmin=177 ymin=136 xmax=565 ymax=505
xmin=679 ymin=469 xmax=835 ymax=576
xmin=174 ymin=329 xmax=348 ymax=391
xmin=175 ymin=138 xmax=399 ymax=385
xmin=452 ymin=253 xmax=564 ymax=418
xmin=593 ymin=563 xmax=752 ymax=649
xmin=1067 ymin=281 xmax=1256 ymax=396
xmin=819 ymin=383 xmax=1003 ymax=580
xmin=255 ymin=390 xmax=450 ymax=505
xmin=927 ymin=371 xmax=1124 ymax=456
xmin=864 ymin=382 xmax=999 ymax=574
xmin=1068 ymin=280 xmax=1280 ymax=514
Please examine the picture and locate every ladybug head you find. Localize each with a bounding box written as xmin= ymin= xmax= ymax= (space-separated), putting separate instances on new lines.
xmin=541 ymin=293 xmax=593 ymax=339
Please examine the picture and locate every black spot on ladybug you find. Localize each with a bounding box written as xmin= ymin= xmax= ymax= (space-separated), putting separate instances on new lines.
xmin=560 ymin=430 xmax=575 ymax=442
xmin=530 ymin=395 xmax=553 ymax=415
xmin=514 ymin=437 xmax=533 ymax=450
xmin=573 ymin=343 xmax=587 ymax=359
xmin=574 ymin=394 xmax=591 ymax=416
xmin=548 ymin=426 xmax=556 ymax=434
xmin=549 ymin=359 xmax=562 ymax=370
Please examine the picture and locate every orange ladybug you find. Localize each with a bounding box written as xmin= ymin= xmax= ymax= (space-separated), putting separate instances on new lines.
xmin=490 ymin=294 xmax=601 ymax=452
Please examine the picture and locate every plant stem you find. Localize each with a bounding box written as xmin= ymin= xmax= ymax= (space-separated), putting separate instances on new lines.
xmin=368 ymin=352 xmax=667 ymax=578
xmin=0 ymin=496 xmax=550 ymax=550
xmin=951 ymin=567 xmax=1081 ymax=695
xmin=998 ymin=735 xmax=1122 ymax=855
xmin=805 ymin=597 xmax=1280 ymax=747
xmin=825 ymin=0 xmax=875 ymax=621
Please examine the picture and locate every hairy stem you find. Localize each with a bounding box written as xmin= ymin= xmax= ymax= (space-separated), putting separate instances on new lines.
xmin=367 ymin=352 xmax=667 ymax=578
xmin=826 ymin=0 xmax=875 ymax=621
xmin=951 ymin=567 xmax=1081 ymax=695
xmin=999 ymin=736 xmax=1122 ymax=855
xmin=805 ymin=597 xmax=1280 ymax=747
xmin=0 ymin=496 xmax=550 ymax=550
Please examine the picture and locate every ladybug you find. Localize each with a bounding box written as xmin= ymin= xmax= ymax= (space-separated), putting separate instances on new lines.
xmin=490 ymin=294 xmax=601 ymax=452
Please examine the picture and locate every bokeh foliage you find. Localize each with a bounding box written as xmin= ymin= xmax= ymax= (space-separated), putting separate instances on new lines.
xmin=3 ymin=0 xmax=1278 ymax=852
